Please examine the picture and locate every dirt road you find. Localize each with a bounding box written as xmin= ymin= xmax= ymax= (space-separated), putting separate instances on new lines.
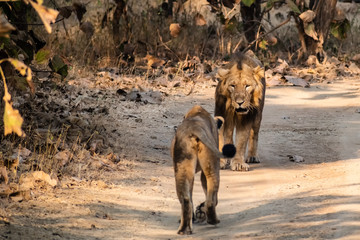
xmin=1 ymin=78 xmax=359 ymax=240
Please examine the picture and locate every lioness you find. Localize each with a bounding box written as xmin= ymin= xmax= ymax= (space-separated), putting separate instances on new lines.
xmin=171 ymin=105 xmax=236 ymax=235
xmin=215 ymin=51 xmax=265 ymax=171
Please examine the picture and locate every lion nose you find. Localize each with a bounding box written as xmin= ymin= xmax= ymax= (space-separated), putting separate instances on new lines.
xmin=236 ymin=101 xmax=244 ymax=107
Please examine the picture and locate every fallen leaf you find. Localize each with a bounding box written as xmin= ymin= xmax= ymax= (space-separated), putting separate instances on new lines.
xmin=54 ymin=150 xmax=71 ymax=167
xmin=266 ymin=74 xmax=284 ymax=86
xmin=91 ymin=180 xmax=108 ymax=189
xmin=0 ymin=183 xmax=12 ymax=197
xmin=352 ymin=54 xmax=360 ymax=62
xmin=144 ymin=55 xmax=165 ymax=68
xmin=299 ymin=10 xmax=316 ymax=23
xmin=19 ymin=171 xmax=57 ymax=190
xmin=195 ymin=13 xmax=206 ymax=26
xmin=18 ymin=148 xmax=31 ymax=160
xmin=284 ymin=75 xmax=310 ymax=88
xmin=348 ymin=62 xmax=360 ymax=74
xmin=265 ymin=34 xmax=277 ymax=46
xmin=141 ymin=90 xmax=163 ymax=104
xmin=10 ymin=190 xmax=31 ymax=202
xmin=288 ymin=155 xmax=304 ymax=163
xmin=169 ymin=23 xmax=181 ymax=37
xmin=306 ymin=55 xmax=318 ymax=66
xmin=274 ymin=59 xmax=289 ymax=74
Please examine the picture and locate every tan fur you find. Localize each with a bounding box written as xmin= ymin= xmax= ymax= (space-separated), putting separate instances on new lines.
xmin=171 ymin=105 xmax=232 ymax=235
xmin=215 ymin=51 xmax=266 ymax=171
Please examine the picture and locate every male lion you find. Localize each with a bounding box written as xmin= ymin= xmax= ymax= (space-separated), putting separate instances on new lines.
xmin=171 ymin=105 xmax=236 ymax=235
xmin=215 ymin=52 xmax=265 ymax=171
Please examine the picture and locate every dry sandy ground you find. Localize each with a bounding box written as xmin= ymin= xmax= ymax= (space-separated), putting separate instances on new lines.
xmin=1 ymin=77 xmax=360 ymax=240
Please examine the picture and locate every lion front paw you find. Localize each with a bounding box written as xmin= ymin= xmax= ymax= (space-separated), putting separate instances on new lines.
xmin=177 ymin=227 xmax=192 ymax=235
xmin=246 ymin=156 xmax=260 ymax=163
xmin=230 ymin=160 xmax=250 ymax=171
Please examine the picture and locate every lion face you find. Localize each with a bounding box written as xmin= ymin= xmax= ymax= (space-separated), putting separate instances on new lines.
xmin=218 ymin=61 xmax=264 ymax=115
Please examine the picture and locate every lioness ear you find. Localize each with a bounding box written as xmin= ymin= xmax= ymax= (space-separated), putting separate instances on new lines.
xmin=217 ymin=68 xmax=229 ymax=78
xmin=214 ymin=116 xmax=224 ymax=129
xmin=253 ymin=66 xmax=264 ymax=82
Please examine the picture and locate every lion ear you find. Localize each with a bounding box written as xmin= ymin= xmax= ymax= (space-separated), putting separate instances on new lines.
xmin=214 ymin=116 xmax=224 ymax=130
xmin=217 ymin=68 xmax=230 ymax=78
xmin=253 ymin=66 xmax=264 ymax=82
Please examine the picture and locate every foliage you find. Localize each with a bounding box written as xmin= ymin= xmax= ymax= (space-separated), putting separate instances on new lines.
xmin=49 ymin=55 xmax=68 ymax=79
xmin=0 ymin=0 xmax=58 ymax=137
xmin=0 ymin=58 xmax=33 ymax=137
xmin=330 ymin=19 xmax=351 ymax=40
xmin=242 ymin=0 xmax=255 ymax=7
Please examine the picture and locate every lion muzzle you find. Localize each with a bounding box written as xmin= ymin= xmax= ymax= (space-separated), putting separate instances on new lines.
xmin=233 ymin=101 xmax=249 ymax=114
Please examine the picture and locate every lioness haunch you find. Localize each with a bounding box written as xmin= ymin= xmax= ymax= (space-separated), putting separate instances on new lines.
xmin=171 ymin=105 xmax=236 ymax=235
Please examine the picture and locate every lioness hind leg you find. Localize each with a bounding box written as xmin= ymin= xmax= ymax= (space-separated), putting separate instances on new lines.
xmin=177 ymin=197 xmax=193 ymax=235
xmin=175 ymin=167 xmax=195 ymax=235
xmin=195 ymin=202 xmax=206 ymax=223
xmin=198 ymin=150 xmax=220 ymax=225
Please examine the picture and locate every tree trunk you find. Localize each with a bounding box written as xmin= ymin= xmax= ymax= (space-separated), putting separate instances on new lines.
xmin=112 ymin=0 xmax=128 ymax=54
xmin=240 ymin=0 xmax=262 ymax=44
xmin=301 ymin=0 xmax=337 ymax=60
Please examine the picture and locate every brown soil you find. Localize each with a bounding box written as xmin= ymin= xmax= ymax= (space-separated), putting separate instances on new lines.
xmin=0 ymin=75 xmax=360 ymax=240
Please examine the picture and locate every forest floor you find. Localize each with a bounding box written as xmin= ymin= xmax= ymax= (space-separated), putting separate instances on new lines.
xmin=0 ymin=64 xmax=360 ymax=239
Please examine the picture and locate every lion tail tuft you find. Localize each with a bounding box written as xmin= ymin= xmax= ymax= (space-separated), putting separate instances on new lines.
xmin=222 ymin=144 xmax=236 ymax=158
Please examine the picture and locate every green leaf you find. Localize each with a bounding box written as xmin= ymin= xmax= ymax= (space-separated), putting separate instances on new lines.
xmin=35 ymin=48 xmax=51 ymax=64
xmin=330 ymin=19 xmax=350 ymax=40
xmin=304 ymin=22 xmax=318 ymax=40
xmin=266 ymin=0 xmax=281 ymax=10
xmin=285 ymin=0 xmax=301 ymax=15
xmin=242 ymin=0 xmax=255 ymax=7
xmin=259 ymin=39 xmax=268 ymax=50
xmin=225 ymin=17 xmax=239 ymax=33
xmin=49 ymin=55 xmax=68 ymax=79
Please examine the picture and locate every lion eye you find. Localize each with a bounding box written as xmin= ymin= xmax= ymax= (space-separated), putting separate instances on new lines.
xmin=230 ymin=84 xmax=236 ymax=88
xmin=245 ymin=85 xmax=251 ymax=91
